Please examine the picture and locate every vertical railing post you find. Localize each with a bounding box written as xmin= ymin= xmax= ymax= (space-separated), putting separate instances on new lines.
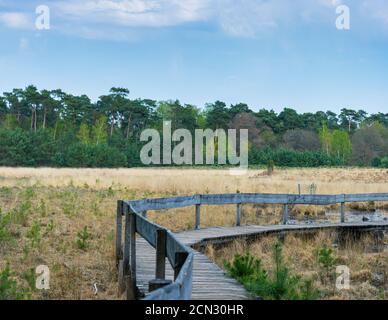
xmin=124 ymin=205 xmax=137 ymax=300
xmin=116 ymin=200 xmax=123 ymax=267
xmin=195 ymin=204 xmax=201 ymax=230
xmin=155 ymin=229 xmax=167 ymax=279
xmin=341 ymin=202 xmax=345 ymax=223
xmin=282 ymin=203 xmax=289 ymax=225
xmin=236 ymin=203 xmax=241 ymax=227
xmin=149 ymin=229 xmax=172 ymax=292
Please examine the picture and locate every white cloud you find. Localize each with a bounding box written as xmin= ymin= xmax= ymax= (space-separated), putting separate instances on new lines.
xmin=2 ymin=0 xmax=384 ymax=40
xmin=0 ymin=12 xmax=32 ymax=29
xmin=54 ymin=0 xmax=212 ymax=27
xmin=52 ymin=0 xmax=352 ymax=38
xmin=214 ymin=0 xmax=345 ymax=37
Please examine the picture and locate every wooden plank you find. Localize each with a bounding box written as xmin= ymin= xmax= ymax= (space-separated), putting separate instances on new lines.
xmin=126 ymin=193 xmax=388 ymax=213
xmin=130 ymin=195 xmax=198 ymax=212
xmin=135 ymin=214 xmax=159 ymax=247
xmin=165 ymin=232 xmax=188 ymax=267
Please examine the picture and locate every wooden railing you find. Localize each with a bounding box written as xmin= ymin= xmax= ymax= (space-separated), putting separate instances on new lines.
xmin=116 ymin=193 xmax=388 ymax=300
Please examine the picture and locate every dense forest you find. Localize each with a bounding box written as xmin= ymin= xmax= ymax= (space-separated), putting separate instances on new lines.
xmin=0 ymin=85 xmax=388 ymax=168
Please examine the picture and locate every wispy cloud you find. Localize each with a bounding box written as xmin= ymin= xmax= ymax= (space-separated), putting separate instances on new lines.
xmin=1 ymin=0 xmax=388 ymax=40
xmin=0 ymin=12 xmax=32 ymax=29
xmin=51 ymin=0 xmax=349 ymax=38
xmin=54 ymin=0 xmax=211 ymax=27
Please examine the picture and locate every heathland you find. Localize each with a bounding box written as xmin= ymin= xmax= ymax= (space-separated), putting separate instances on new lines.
xmin=0 ymin=167 xmax=387 ymax=299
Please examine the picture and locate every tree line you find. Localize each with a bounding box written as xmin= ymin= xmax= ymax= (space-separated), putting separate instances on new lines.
xmin=1 ymin=85 xmax=388 ymax=168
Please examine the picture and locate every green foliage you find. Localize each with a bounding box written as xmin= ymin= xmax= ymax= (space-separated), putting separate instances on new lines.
xmin=224 ymin=253 xmax=266 ymax=281
xmin=250 ymin=147 xmax=343 ymax=167
xmin=77 ymin=123 xmax=91 ymax=144
xmin=26 ymin=221 xmax=41 ymax=248
xmin=316 ymin=245 xmax=337 ymax=283
xmin=22 ymin=268 xmax=36 ymax=292
xmin=372 ymin=156 xmax=388 ymax=168
xmin=331 ymin=130 xmax=352 ymax=162
xmin=37 ymin=199 xmax=47 ymax=217
xmin=75 ymin=226 xmax=90 ymax=250
xmin=10 ymin=200 xmax=31 ymax=226
xmin=91 ymin=116 xmax=108 ymax=145
xmin=0 ymin=86 xmax=387 ymax=169
xmin=0 ymin=264 xmax=25 ymax=300
xmin=60 ymin=143 xmax=127 ymax=168
xmin=319 ymin=125 xmax=352 ymax=163
xmin=225 ymin=243 xmax=320 ymax=300
xmin=0 ymin=128 xmax=56 ymax=166
xmin=0 ymin=210 xmax=12 ymax=241
xmin=46 ymin=219 xmax=54 ymax=233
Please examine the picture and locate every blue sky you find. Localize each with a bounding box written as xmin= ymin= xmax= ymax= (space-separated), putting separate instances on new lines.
xmin=0 ymin=0 xmax=388 ymax=114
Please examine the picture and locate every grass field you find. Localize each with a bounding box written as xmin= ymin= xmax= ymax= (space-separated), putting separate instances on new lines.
xmin=206 ymin=231 xmax=388 ymax=300
xmin=0 ymin=167 xmax=388 ymax=299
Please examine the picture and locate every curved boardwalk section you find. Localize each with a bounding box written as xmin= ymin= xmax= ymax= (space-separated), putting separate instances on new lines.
xmin=136 ymin=222 xmax=388 ymax=300
xmin=136 ymin=238 xmax=250 ymax=300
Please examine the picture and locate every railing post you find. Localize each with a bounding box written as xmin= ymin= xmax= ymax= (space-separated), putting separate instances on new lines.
xmin=124 ymin=206 xmax=137 ymax=300
xmin=149 ymin=229 xmax=172 ymax=292
xmin=341 ymin=202 xmax=345 ymax=223
xmin=236 ymin=203 xmax=241 ymax=227
xmin=116 ymin=200 xmax=123 ymax=267
xmin=195 ymin=204 xmax=201 ymax=230
xmin=155 ymin=229 xmax=167 ymax=279
xmin=282 ymin=204 xmax=289 ymax=224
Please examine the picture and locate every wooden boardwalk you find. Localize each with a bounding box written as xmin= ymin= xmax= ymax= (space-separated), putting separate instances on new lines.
xmin=136 ymin=221 xmax=388 ymax=300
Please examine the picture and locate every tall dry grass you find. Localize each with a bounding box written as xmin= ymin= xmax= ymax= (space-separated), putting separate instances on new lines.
xmin=206 ymin=231 xmax=388 ymax=300
xmin=1 ymin=167 xmax=388 ymax=194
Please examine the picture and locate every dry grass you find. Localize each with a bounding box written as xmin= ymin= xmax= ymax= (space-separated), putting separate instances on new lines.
xmin=206 ymin=231 xmax=388 ymax=300
xmin=0 ymin=167 xmax=388 ymax=299
xmin=1 ymin=167 xmax=388 ymax=194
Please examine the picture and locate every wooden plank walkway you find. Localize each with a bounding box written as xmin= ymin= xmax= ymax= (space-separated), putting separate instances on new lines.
xmin=136 ymin=221 xmax=388 ymax=300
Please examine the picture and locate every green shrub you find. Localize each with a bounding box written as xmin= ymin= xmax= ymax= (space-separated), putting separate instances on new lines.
xmin=0 ymin=264 xmax=25 ymax=300
xmin=224 ymin=253 xmax=266 ymax=282
xmin=0 ymin=210 xmax=12 ymax=241
xmin=22 ymin=268 xmax=36 ymax=292
xmin=316 ymin=245 xmax=337 ymax=283
xmin=26 ymin=221 xmax=41 ymax=248
xmin=371 ymin=156 xmax=388 ymax=168
xmin=61 ymin=143 xmax=127 ymax=168
xmin=226 ymin=242 xmax=320 ymax=300
xmin=249 ymin=147 xmax=344 ymax=168
xmin=75 ymin=226 xmax=90 ymax=250
xmin=380 ymin=157 xmax=388 ymax=168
